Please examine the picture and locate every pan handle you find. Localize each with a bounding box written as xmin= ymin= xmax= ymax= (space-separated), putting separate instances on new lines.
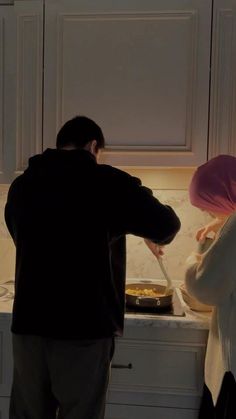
xmin=135 ymin=297 xmax=161 ymax=306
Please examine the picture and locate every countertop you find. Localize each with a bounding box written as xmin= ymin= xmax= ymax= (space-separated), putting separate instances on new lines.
xmin=0 ymin=279 xmax=211 ymax=330
xmin=125 ymin=298 xmax=211 ymax=330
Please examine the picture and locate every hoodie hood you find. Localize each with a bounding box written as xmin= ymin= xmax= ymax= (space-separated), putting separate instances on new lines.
xmin=26 ymin=148 xmax=97 ymax=177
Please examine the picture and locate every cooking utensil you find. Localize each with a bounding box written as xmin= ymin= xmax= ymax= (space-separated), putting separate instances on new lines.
xmin=156 ymin=257 xmax=173 ymax=295
xmin=125 ymin=283 xmax=173 ymax=310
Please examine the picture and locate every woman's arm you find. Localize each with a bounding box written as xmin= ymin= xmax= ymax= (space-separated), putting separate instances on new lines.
xmin=185 ymin=214 xmax=236 ymax=306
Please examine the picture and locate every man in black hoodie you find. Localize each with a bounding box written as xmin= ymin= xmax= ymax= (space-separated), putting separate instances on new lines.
xmin=5 ymin=116 xmax=180 ymax=419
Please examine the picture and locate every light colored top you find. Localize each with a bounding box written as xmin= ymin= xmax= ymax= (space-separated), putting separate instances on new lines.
xmin=185 ymin=213 xmax=236 ymax=404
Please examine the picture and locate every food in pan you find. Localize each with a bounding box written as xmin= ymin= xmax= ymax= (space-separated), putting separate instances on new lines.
xmin=126 ymin=287 xmax=165 ymax=297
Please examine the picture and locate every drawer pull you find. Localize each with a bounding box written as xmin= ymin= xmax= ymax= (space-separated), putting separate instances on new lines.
xmin=111 ymin=363 xmax=133 ymax=369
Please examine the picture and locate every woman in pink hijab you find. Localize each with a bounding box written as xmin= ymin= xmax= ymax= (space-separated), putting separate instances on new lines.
xmin=185 ymin=155 xmax=236 ymax=419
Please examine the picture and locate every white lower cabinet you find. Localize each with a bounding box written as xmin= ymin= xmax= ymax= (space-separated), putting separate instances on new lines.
xmin=0 ymin=397 xmax=10 ymax=419
xmin=106 ymin=324 xmax=208 ymax=419
xmin=105 ymin=403 xmax=198 ymax=419
xmin=0 ymin=317 xmax=13 ymax=397
xmin=0 ymin=315 xmax=208 ymax=418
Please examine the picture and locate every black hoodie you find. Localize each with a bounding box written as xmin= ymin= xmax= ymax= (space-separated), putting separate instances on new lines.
xmin=5 ymin=149 xmax=181 ymax=339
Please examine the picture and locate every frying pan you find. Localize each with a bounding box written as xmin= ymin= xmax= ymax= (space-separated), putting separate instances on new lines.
xmin=125 ymin=283 xmax=173 ymax=310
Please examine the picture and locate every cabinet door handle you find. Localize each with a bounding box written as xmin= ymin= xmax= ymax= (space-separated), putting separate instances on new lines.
xmin=111 ymin=363 xmax=133 ymax=369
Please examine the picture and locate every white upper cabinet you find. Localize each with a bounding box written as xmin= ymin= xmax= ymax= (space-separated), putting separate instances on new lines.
xmin=208 ymin=0 xmax=236 ymax=158
xmin=43 ymin=0 xmax=212 ymax=167
xmin=2 ymin=0 xmax=235 ymax=178
xmin=0 ymin=0 xmax=43 ymax=183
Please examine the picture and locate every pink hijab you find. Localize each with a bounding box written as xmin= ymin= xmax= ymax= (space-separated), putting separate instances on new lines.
xmin=189 ymin=155 xmax=236 ymax=215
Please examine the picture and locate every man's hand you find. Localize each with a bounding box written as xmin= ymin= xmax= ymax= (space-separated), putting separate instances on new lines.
xmin=196 ymin=217 xmax=226 ymax=242
xmin=144 ymin=239 xmax=164 ymax=258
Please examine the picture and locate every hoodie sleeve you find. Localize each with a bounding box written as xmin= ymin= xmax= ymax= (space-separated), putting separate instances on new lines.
xmin=4 ymin=176 xmax=23 ymax=243
xmin=103 ymin=167 xmax=181 ymax=244
xmin=185 ymin=215 xmax=236 ymax=305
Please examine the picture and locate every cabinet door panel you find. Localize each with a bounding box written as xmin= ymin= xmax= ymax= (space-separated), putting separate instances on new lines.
xmin=108 ymin=337 xmax=205 ymax=409
xmin=105 ymin=403 xmax=198 ymax=419
xmin=0 ymin=4 xmax=17 ymax=182
xmin=208 ymin=0 xmax=236 ymax=157
xmin=0 ymin=318 xmax=13 ymax=396
xmin=0 ymin=1 xmax=43 ymax=182
xmin=0 ymin=397 xmax=10 ymax=419
xmin=44 ymin=0 xmax=212 ymax=166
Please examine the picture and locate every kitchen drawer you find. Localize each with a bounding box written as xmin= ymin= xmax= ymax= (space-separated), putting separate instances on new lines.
xmin=0 ymin=397 xmax=10 ymax=419
xmin=105 ymin=403 xmax=198 ymax=419
xmin=109 ymin=338 xmax=205 ymax=408
xmin=0 ymin=318 xmax=13 ymax=396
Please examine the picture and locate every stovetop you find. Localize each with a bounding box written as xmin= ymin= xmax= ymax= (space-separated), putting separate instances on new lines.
xmin=125 ymin=288 xmax=185 ymax=317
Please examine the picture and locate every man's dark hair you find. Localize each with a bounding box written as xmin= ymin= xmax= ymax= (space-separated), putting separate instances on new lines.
xmin=56 ymin=116 xmax=105 ymax=151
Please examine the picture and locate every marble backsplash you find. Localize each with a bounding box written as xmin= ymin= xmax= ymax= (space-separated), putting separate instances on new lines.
xmin=0 ymin=184 xmax=210 ymax=284
xmin=126 ymin=190 xmax=210 ymax=282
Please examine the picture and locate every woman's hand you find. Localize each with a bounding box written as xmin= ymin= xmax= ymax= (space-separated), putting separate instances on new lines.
xmin=144 ymin=239 xmax=164 ymax=258
xmin=196 ymin=217 xmax=226 ymax=242
xmin=186 ymin=251 xmax=202 ymax=266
